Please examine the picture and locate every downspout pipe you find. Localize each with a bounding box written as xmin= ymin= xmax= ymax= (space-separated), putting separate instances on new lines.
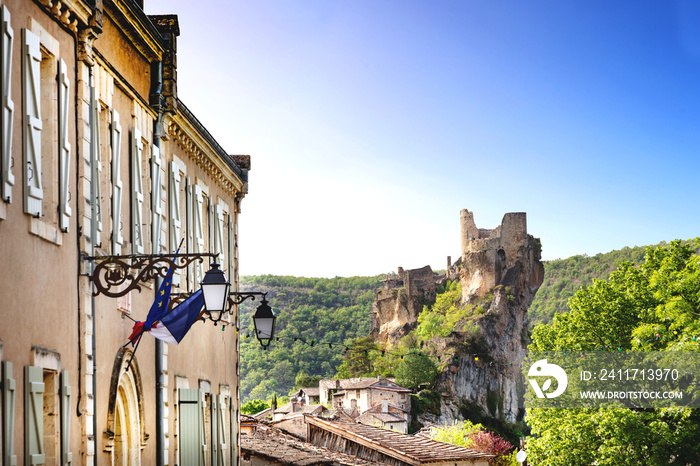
xmin=151 ymin=57 xmax=166 ymax=466
xmin=89 ymin=66 xmax=98 ymax=464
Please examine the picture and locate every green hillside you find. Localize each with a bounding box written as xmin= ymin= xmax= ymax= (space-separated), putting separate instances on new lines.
xmin=238 ymin=275 xmax=382 ymax=402
xmin=529 ymin=239 xmax=699 ymax=327
xmin=238 ymin=239 xmax=698 ymax=402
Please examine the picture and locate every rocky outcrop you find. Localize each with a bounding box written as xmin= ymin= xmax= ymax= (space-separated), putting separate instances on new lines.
xmin=372 ymin=209 xmax=544 ymax=424
xmin=371 ymin=265 xmax=439 ymax=344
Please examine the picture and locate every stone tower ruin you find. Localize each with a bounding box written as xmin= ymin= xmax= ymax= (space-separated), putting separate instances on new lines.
xmin=460 ymin=209 xmax=542 ymax=303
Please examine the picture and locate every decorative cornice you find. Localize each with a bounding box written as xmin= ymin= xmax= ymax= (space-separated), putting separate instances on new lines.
xmin=35 ymin=0 xmax=92 ymax=33
xmin=167 ymin=119 xmax=245 ymax=200
xmin=104 ymin=0 xmax=164 ymax=62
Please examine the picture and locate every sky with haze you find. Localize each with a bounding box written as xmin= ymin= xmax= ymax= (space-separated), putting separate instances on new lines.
xmin=145 ymin=0 xmax=700 ymax=278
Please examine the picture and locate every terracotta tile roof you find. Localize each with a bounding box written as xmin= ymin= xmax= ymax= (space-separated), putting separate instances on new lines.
xmin=241 ymin=420 xmax=385 ymax=465
xmin=341 ymin=377 xmax=411 ymax=392
xmin=305 ymin=416 xmax=494 ymax=464
xmin=301 ymin=387 xmax=320 ymax=397
xmin=364 ymin=412 xmax=406 ymax=423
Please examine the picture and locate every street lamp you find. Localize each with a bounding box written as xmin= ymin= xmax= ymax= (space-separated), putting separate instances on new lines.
xmin=252 ymin=298 xmax=276 ymax=349
xmin=200 ymin=261 xmax=230 ymax=325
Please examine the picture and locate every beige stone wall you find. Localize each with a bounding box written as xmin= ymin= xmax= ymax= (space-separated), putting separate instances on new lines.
xmin=0 ymin=1 xmax=246 ymax=464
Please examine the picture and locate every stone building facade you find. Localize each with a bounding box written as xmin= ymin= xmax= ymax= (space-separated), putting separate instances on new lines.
xmin=0 ymin=1 xmax=249 ymax=464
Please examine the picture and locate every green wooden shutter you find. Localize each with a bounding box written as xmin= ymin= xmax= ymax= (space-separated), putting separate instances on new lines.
xmin=60 ymin=371 xmax=71 ymax=466
xmin=1 ymin=5 xmax=15 ymax=204
xmin=2 ymin=361 xmax=17 ymax=465
xmin=24 ymin=366 xmax=45 ymax=465
xmin=178 ymin=388 xmax=201 ymax=466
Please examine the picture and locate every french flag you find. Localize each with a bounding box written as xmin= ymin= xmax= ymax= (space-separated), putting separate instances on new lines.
xmin=128 ymin=285 xmax=204 ymax=346
xmin=148 ymin=290 xmax=205 ymax=344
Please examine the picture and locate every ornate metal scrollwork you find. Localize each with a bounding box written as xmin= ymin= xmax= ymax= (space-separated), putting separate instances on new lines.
xmin=85 ymin=253 xmax=218 ymax=298
xmin=227 ymin=291 xmax=267 ymax=307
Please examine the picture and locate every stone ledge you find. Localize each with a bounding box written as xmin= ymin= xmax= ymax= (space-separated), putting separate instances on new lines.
xmin=29 ymin=217 xmax=63 ymax=246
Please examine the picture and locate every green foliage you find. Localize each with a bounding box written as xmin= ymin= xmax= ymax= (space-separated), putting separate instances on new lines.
xmin=395 ymin=349 xmax=439 ymax=390
xmin=429 ymin=421 xmax=518 ymax=466
xmin=239 ymin=275 xmax=382 ymax=402
xmin=293 ymin=370 xmax=324 ymax=391
xmin=526 ymin=240 xmax=700 ymax=465
xmin=241 ymin=399 xmax=269 ymax=415
xmin=334 ymin=335 xmax=380 ymax=378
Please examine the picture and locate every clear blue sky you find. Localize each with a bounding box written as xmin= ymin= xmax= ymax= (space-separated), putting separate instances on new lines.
xmin=146 ymin=0 xmax=700 ymax=278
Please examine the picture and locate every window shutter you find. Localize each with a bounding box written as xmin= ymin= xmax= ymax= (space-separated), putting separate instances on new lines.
xmin=227 ymin=217 xmax=234 ymax=287
xmin=22 ymin=28 xmax=42 ymax=217
xmin=178 ymin=388 xmax=202 ymax=466
xmin=217 ymin=395 xmax=227 ymax=466
xmin=1 ymin=5 xmax=14 ymax=204
xmin=168 ymin=161 xmax=181 ymax=252
xmin=192 ymin=185 xmax=204 ymax=286
xmin=151 ymin=144 xmax=162 ymax=253
xmin=24 ymin=366 xmax=45 ymax=466
xmin=2 ymin=361 xmax=17 ymax=466
xmin=90 ymin=86 xmax=102 ymax=233
xmin=58 ymin=59 xmax=71 ymax=232
xmin=185 ymin=178 xmax=193 ymax=291
xmin=60 ymin=371 xmax=72 ymax=466
xmin=111 ymin=110 xmax=123 ymax=254
xmin=199 ymin=390 xmax=207 ymax=465
xmin=131 ymin=128 xmax=144 ymax=254
xmin=211 ymin=395 xmax=218 ymax=465
xmin=213 ymin=205 xmax=224 ymax=267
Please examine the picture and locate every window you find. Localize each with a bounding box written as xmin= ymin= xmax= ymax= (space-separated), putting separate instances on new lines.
xmin=130 ymin=127 xmax=144 ymax=254
xmin=24 ymin=366 xmax=71 ymax=466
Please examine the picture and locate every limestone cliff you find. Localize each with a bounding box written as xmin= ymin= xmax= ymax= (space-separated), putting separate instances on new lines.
xmin=372 ymin=209 xmax=544 ymax=425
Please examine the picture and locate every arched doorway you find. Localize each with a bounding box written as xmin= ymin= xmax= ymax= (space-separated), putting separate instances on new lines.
xmin=105 ymin=348 xmax=147 ymax=465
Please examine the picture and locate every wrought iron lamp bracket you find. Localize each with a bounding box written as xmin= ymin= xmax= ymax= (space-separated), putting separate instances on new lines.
xmin=84 ymin=252 xmax=219 ymax=298
xmin=227 ymin=291 xmax=268 ymax=307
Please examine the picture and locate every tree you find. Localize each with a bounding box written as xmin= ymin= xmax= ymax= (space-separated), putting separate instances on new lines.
xmin=335 ymin=335 xmax=379 ymax=378
xmin=394 ymin=349 xmax=438 ymax=390
xmin=526 ymin=240 xmax=700 ymax=465
xmin=429 ymin=421 xmax=517 ymax=466
xmin=241 ymin=399 xmax=269 ymax=415
xmin=293 ymin=370 xmax=323 ymax=391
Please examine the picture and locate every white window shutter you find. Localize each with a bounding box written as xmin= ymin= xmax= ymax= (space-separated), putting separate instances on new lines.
xmin=192 ymin=185 xmax=204 ymax=286
xmin=60 ymin=371 xmax=72 ymax=466
xmin=130 ymin=128 xmax=144 ymax=254
xmin=2 ymin=361 xmax=17 ymax=466
xmin=24 ymin=366 xmax=45 ymax=466
xmin=22 ymin=28 xmax=42 ymax=217
xmin=168 ymin=161 xmax=181 ymax=252
xmin=111 ymin=110 xmax=123 ymax=254
xmin=151 ymin=144 xmax=162 ymax=253
xmin=1 ymin=5 xmax=14 ymax=204
xmin=227 ymin=217 xmax=234 ymax=286
xmin=213 ymin=204 xmax=224 ymax=266
xmin=91 ymin=86 xmax=102 ymax=233
xmin=58 ymin=59 xmax=71 ymax=232
xmin=199 ymin=390 xmax=207 ymax=465
xmin=211 ymin=396 xmax=218 ymax=463
xmin=217 ymin=394 xmax=227 ymax=466
xmin=185 ymin=178 xmax=193 ymax=291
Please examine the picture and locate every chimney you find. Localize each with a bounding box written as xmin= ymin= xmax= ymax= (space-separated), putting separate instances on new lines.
xmin=382 ymin=400 xmax=388 ymax=413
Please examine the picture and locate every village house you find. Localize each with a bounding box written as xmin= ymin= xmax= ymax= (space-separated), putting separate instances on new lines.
xmin=355 ymin=400 xmax=409 ymax=434
xmin=0 ymin=0 xmax=250 ymax=464
xmin=319 ymin=377 xmax=411 ymax=414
